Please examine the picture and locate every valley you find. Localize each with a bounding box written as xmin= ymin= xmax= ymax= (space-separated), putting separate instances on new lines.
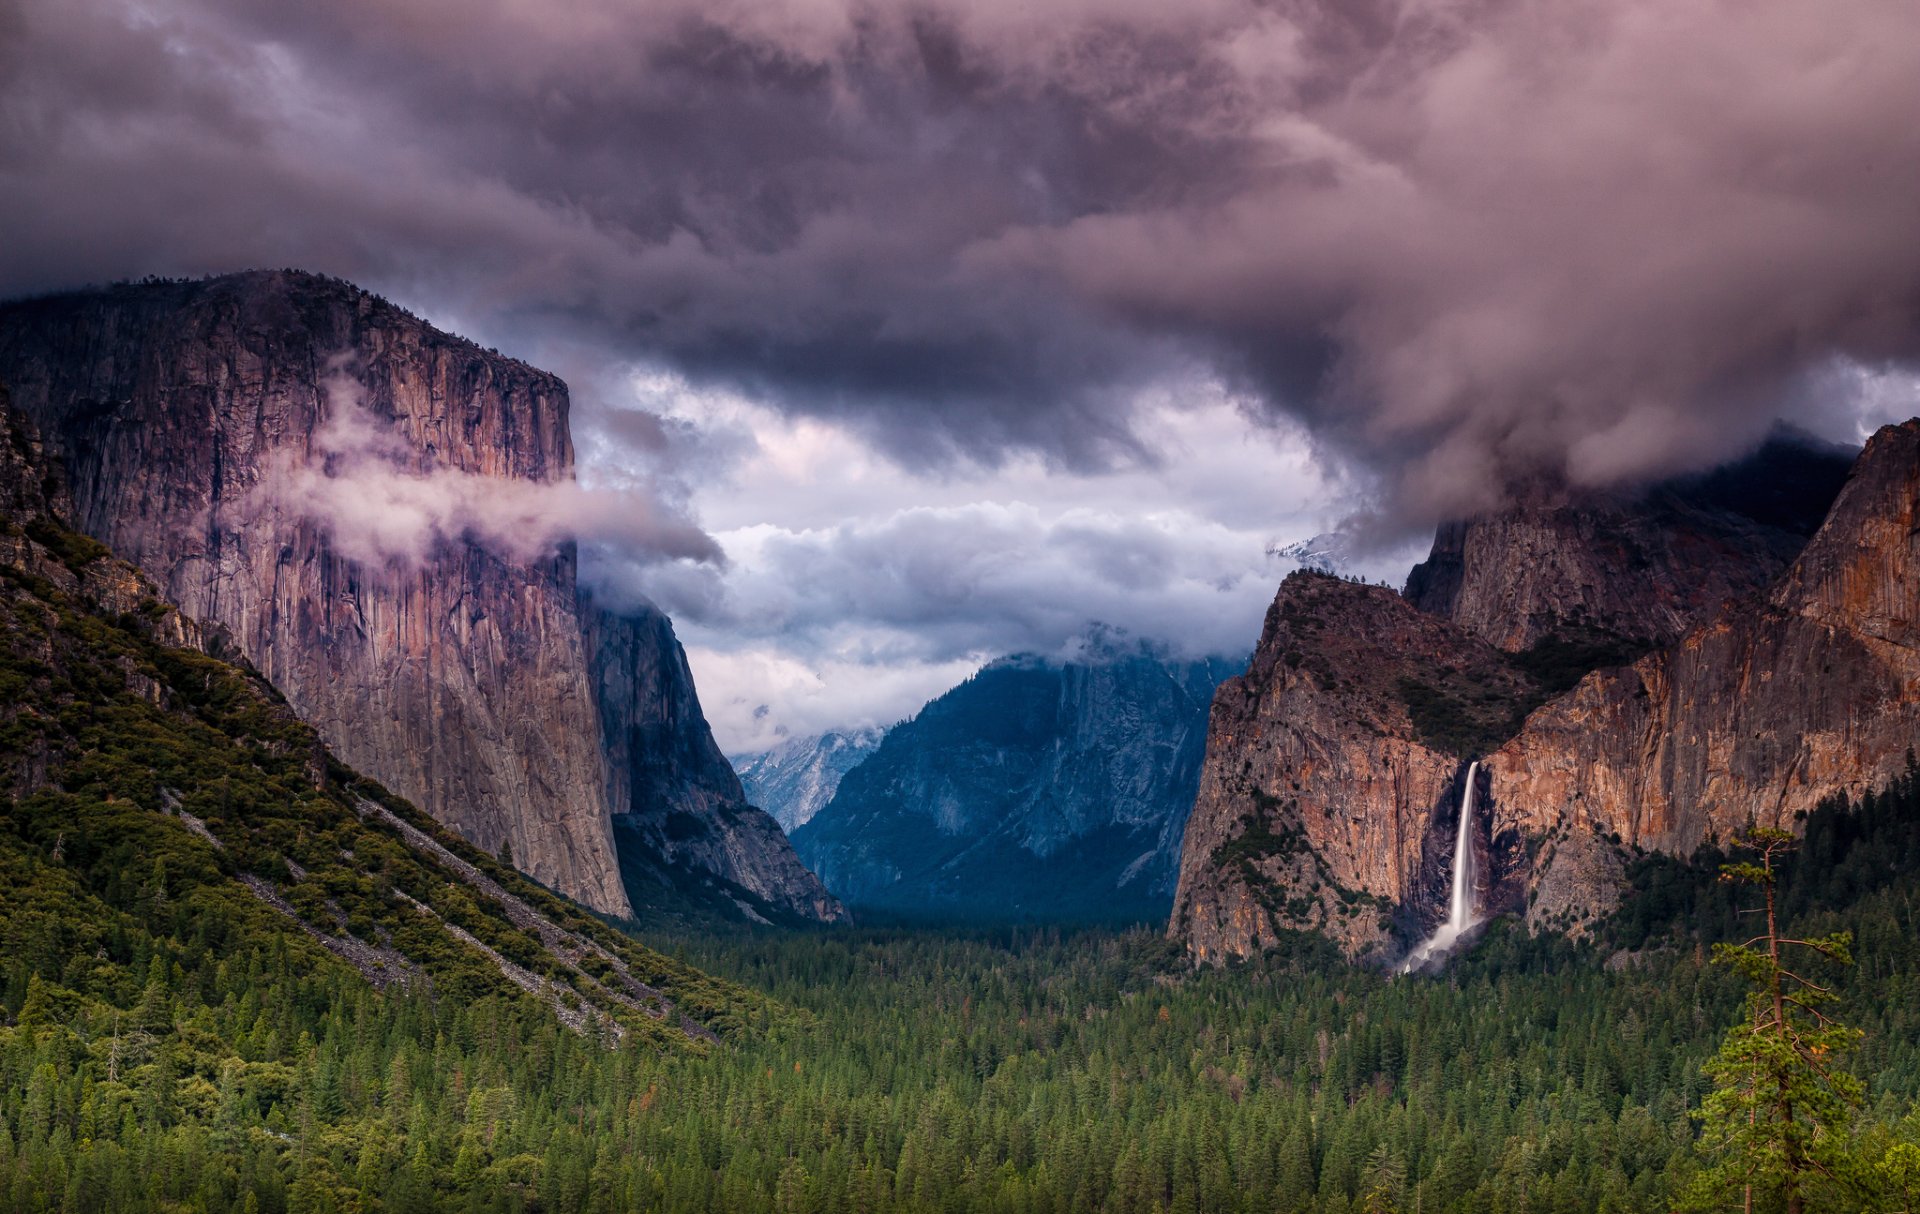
xmin=4 ymin=272 xmax=1919 ymax=1213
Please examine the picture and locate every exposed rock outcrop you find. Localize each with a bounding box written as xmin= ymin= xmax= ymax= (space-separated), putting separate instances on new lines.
xmin=1172 ymin=424 xmax=1918 ymax=962
xmin=1487 ymin=420 xmax=1920 ymax=932
xmin=2 ymin=381 xmax=204 ymax=652
xmin=0 ymin=271 xmax=840 ymax=923
xmin=1404 ymin=437 xmax=1852 ymax=652
xmin=1167 ymin=575 xmax=1533 ymax=962
xmin=795 ymin=639 xmax=1237 ymax=920
xmin=0 ymin=272 xmax=628 ymax=912
xmin=1 ymin=385 xmax=768 ymax=1043
xmin=583 ymin=595 xmax=848 ymax=924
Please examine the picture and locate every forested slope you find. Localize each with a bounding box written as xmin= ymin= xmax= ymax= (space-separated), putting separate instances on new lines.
xmin=0 ymin=394 xmax=781 ymax=1209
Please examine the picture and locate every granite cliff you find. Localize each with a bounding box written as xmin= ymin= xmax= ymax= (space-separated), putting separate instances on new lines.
xmin=1404 ymin=435 xmax=1853 ymax=652
xmin=1167 ymin=573 xmax=1536 ymax=961
xmin=795 ymin=639 xmax=1238 ymax=920
xmin=0 ymin=388 xmax=766 ymax=1044
xmin=1173 ymin=433 xmax=1899 ymax=963
xmin=584 ymin=595 xmax=848 ymax=924
xmin=1489 ymin=420 xmax=1920 ymax=932
xmin=0 ymin=271 xmax=841 ymax=923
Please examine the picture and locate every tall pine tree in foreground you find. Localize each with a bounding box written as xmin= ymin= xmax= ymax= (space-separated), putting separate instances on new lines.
xmin=1686 ymin=828 xmax=1863 ymax=1214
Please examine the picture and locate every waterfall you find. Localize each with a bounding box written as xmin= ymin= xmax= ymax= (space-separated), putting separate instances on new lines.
xmin=1401 ymin=760 xmax=1481 ymax=973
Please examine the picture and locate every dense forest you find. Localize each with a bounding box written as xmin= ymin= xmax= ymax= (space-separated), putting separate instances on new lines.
xmin=5 ymin=761 xmax=1920 ymax=1211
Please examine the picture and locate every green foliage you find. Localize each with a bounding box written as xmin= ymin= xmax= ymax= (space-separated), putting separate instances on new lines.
xmin=0 ymin=514 xmax=788 ymax=1211
xmin=1395 ymin=674 xmax=1532 ymax=758
xmin=1685 ymin=829 xmax=1866 ymax=1214
xmin=1397 ymin=625 xmax=1648 ymax=759
xmin=22 ymin=519 xmax=112 ymax=572
xmin=1211 ymin=812 xmax=1308 ymax=874
xmin=1508 ymin=627 xmax=1648 ymax=700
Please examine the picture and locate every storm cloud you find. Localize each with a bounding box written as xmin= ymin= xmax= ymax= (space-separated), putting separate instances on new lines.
xmin=6 ymin=0 xmax=1917 ymax=517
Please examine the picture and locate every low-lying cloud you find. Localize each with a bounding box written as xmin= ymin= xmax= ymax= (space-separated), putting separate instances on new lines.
xmin=244 ymin=373 xmax=721 ymax=570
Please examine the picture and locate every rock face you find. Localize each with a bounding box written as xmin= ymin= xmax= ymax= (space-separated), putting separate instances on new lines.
xmin=1168 ymin=574 xmax=1537 ymax=962
xmin=1404 ymin=437 xmax=1853 ymax=652
xmin=1488 ymin=420 xmax=1920 ymax=933
xmin=794 ymin=641 xmax=1238 ymax=920
xmin=1172 ymin=430 xmax=1905 ymax=963
xmin=0 ymin=271 xmax=839 ymax=923
xmin=583 ymin=596 xmax=848 ymax=924
xmin=734 ymin=729 xmax=885 ymax=834
xmin=1 ymin=383 xmax=200 ymax=652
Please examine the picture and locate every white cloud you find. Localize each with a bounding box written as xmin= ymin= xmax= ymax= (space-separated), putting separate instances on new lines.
xmin=579 ymin=366 xmax=1424 ymax=751
xmin=686 ymin=645 xmax=987 ymax=757
xmin=244 ymin=370 xmax=721 ymax=568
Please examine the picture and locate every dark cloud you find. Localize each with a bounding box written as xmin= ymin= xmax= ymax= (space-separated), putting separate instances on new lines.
xmin=4 ymin=0 xmax=1918 ymax=515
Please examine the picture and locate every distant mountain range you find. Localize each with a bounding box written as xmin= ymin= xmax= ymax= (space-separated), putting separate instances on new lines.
xmin=733 ymin=728 xmax=886 ymax=834
xmin=1270 ymin=532 xmax=1354 ymax=574
xmin=792 ymin=635 xmax=1240 ymax=921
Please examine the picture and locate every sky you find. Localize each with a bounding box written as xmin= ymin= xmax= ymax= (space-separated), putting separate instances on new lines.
xmin=4 ymin=0 xmax=1919 ymax=750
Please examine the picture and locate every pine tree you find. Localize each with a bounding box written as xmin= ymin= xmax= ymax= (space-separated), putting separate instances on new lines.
xmin=1685 ymin=828 xmax=1864 ymax=1214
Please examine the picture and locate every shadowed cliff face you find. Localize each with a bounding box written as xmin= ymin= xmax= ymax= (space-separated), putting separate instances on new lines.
xmin=1173 ymin=430 xmax=1911 ymax=964
xmin=0 ymin=271 xmax=840 ymax=923
xmin=582 ymin=594 xmax=848 ymax=925
xmin=1404 ymin=439 xmax=1854 ymax=653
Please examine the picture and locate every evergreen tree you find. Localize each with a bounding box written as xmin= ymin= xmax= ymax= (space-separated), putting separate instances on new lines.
xmin=1686 ymin=829 xmax=1864 ymax=1214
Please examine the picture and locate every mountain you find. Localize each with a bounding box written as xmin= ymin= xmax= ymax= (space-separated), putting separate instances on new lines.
xmin=1403 ymin=434 xmax=1854 ymax=653
xmin=793 ymin=638 xmax=1239 ymax=920
xmin=1169 ymin=572 xmax=1540 ymax=960
xmin=1490 ymin=419 xmax=1920 ymax=932
xmin=0 ymin=271 xmax=841 ymax=924
xmin=583 ymin=596 xmax=849 ymax=926
xmin=1172 ymin=433 xmax=1891 ymax=963
xmin=0 ymin=385 xmax=766 ymax=1047
xmin=733 ymin=728 xmax=885 ymax=833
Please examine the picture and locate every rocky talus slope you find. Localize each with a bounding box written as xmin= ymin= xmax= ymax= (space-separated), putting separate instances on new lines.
xmin=0 ymin=271 xmax=839 ymax=922
xmin=1173 ymin=431 xmax=1908 ymax=963
xmin=796 ymin=643 xmax=1237 ymax=920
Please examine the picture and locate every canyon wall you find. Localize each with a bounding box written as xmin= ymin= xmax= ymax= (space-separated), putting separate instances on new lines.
xmin=1404 ymin=438 xmax=1852 ymax=652
xmin=1489 ymin=420 xmax=1920 ymax=930
xmin=1168 ymin=575 xmax=1525 ymax=961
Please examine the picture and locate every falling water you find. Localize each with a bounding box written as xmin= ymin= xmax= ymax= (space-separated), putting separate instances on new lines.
xmin=1400 ymin=760 xmax=1481 ymax=973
